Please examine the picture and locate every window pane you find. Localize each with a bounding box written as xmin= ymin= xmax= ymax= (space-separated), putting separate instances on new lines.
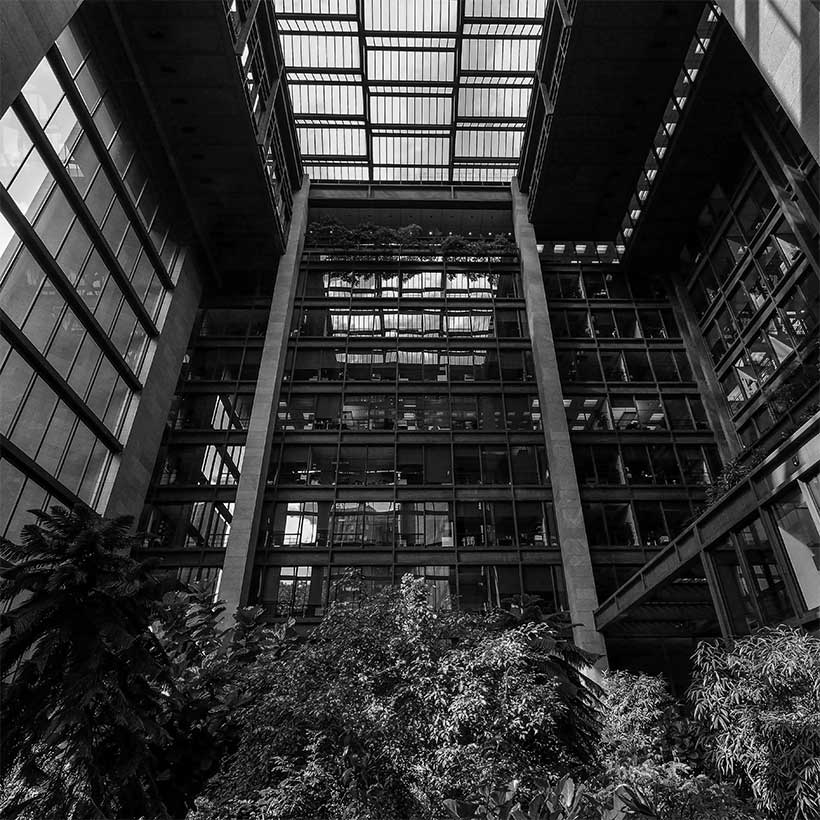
xmin=771 ymin=487 xmax=820 ymax=609
xmin=22 ymin=60 xmax=64 ymax=127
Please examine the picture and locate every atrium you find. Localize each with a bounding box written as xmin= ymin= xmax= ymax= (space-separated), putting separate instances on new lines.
xmin=1 ymin=0 xmax=818 ymax=679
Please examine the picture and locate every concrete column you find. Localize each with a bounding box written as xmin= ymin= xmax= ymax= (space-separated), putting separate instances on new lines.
xmin=511 ymin=178 xmax=607 ymax=661
xmin=219 ymin=178 xmax=310 ymax=618
xmin=717 ymin=0 xmax=819 ymax=165
xmin=104 ymin=252 xmax=203 ymax=519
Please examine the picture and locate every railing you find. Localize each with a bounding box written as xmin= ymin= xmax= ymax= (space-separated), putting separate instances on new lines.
xmin=595 ymin=408 xmax=820 ymax=628
xmin=223 ymin=0 xmax=294 ymax=243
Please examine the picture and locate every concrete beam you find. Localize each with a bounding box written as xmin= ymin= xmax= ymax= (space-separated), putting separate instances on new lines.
xmin=511 ymin=177 xmax=607 ymax=662
xmin=0 ymin=0 xmax=82 ymax=114
xmin=309 ymin=184 xmax=511 ymax=209
xmin=219 ymin=179 xmax=310 ymax=619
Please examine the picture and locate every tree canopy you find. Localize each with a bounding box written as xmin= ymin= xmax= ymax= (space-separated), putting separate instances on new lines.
xmin=191 ymin=575 xmax=601 ymax=820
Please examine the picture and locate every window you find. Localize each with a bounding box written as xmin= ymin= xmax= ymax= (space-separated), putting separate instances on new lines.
xmin=771 ymin=486 xmax=820 ymax=610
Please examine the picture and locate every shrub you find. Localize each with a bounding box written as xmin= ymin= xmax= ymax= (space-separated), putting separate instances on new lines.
xmin=189 ymin=575 xmax=601 ymax=820
xmin=690 ymin=626 xmax=820 ymax=819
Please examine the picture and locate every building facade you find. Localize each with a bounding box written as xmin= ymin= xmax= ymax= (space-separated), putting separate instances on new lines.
xmin=1 ymin=0 xmax=818 ymax=675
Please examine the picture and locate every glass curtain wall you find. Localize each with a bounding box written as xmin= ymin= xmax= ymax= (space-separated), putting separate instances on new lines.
xmin=681 ymin=92 xmax=820 ymax=450
xmin=0 ymin=16 xmax=183 ymax=538
xmin=546 ymin=262 xmax=721 ymax=601
xmin=256 ymin=233 xmax=565 ymax=618
xmin=139 ymin=295 xmax=270 ymax=593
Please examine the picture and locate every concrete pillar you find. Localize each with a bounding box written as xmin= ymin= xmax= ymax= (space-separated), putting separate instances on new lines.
xmin=104 ymin=252 xmax=203 ymax=519
xmin=511 ymin=178 xmax=607 ymax=661
xmin=219 ymin=178 xmax=309 ymax=618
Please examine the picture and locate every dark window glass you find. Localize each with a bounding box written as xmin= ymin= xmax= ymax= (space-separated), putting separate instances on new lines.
xmin=625 ymin=350 xmax=653 ymax=382
xmin=453 ymin=445 xmax=481 ymax=484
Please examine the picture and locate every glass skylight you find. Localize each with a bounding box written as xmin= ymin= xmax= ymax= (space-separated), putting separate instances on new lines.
xmin=275 ymin=0 xmax=547 ymax=183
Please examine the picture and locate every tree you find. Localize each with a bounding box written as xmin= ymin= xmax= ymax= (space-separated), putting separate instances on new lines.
xmin=597 ymin=672 xmax=677 ymax=770
xmin=150 ymin=586 xmax=292 ymax=817
xmin=690 ymin=626 xmax=820 ymax=819
xmin=189 ymin=575 xmax=602 ymax=820
xmin=0 ymin=506 xmax=286 ymax=819
xmin=588 ymin=671 xmax=756 ymax=820
xmin=0 ymin=506 xmax=173 ymax=819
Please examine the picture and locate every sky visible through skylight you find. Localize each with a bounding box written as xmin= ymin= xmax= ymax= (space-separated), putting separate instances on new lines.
xmin=275 ymin=0 xmax=547 ymax=183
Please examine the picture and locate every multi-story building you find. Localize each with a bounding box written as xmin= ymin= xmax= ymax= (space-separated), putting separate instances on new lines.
xmin=2 ymin=0 xmax=818 ymax=679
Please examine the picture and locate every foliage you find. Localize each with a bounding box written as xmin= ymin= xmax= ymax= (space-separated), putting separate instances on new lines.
xmin=690 ymin=626 xmax=820 ymax=819
xmin=149 ymin=587 xmax=293 ymax=817
xmin=189 ymin=575 xmax=602 ymax=820
xmin=306 ymin=219 xmax=518 ymax=260
xmin=439 ymin=232 xmax=518 ymax=259
xmin=703 ymin=449 xmax=765 ymax=509
xmin=588 ymin=671 xmax=755 ymax=820
xmin=598 ymin=761 xmax=757 ymax=820
xmin=440 ymin=770 xmax=749 ymax=820
xmin=0 ymin=506 xmax=287 ymax=820
xmin=596 ymin=672 xmax=677 ymax=768
xmin=0 ymin=506 xmax=172 ymax=819
xmin=1 ymin=508 xmax=805 ymax=820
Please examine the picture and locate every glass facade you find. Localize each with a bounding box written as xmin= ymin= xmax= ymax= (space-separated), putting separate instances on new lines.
xmin=139 ymin=293 xmax=270 ymax=590
xmin=3 ymin=0 xmax=818 ymax=655
xmin=0 ymin=16 xmax=184 ymax=536
xmin=704 ymin=472 xmax=820 ymax=637
xmin=681 ymin=92 xmax=820 ymax=450
xmin=544 ymin=261 xmax=720 ymax=601
xmin=255 ymin=234 xmax=565 ymax=617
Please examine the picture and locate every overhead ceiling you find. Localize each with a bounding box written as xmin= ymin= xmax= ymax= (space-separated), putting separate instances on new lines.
xmin=521 ymin=0 xmax=707 ymax=240
xmin=87 ymin=0 xmax=293 ymax=288
xmin=275 ymin=0 xmax=547 ymax=184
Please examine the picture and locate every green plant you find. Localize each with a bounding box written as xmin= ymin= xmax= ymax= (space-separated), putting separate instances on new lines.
xmin=591 ymin=672 xmax=756 ymax=820
xmin=704 ymin=449 xmax=765 ymax=509
xmin=0 ymin=506 xmax=173 ymax=819
xmin=305 ymin=219 xmax=518 ymax=261
xmin=597 ymin=673 xmax=676 ymax=769
xmin=445 ymin=777 xmax=592 ymax=820
xmin=690 ymin=626 xmax=820 ymax=819
xmin=0 ymin=506 xmax=290 ymax=819
xmin=189 ymin=576 xmax=601 ymax=820
xmin=149 ymin=586 xmax=293 ymax=816
xmin=443 ymin=775 xmax=669 ymax=820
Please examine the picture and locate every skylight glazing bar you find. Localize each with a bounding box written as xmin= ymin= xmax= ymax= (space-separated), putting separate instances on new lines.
xmin=276 ymin=0 xmax=546 ymax=182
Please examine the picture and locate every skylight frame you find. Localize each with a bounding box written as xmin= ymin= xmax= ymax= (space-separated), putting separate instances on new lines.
xmin=275 ymin=0 xmax=546 ymax=183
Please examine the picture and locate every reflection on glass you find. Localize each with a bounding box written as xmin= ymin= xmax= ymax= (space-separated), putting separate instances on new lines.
xmin=771 ymin=487 xmax=820 ymax=609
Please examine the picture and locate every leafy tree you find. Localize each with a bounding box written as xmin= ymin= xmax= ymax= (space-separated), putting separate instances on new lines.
xmin=150 ymin=586 xmax=292 ymax=816
xmin=690 ymin=626 xmax=820 ymax=819
xmin=0 ymin=506 xmax=287 ymax=819
xmin=189 ymin=575 xmax=602 ymax=820
xmin=588 ymin=671 xmax=756 ymax=820
xmin=0 ymin=506 xmax=173 ymax=819
xmin=597 ymin=672 xmax=676 ymax=769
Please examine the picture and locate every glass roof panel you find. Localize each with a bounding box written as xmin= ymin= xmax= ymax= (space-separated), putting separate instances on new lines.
xmin=275 ymin=0 xmax=547 ymax=183
xmin=370 ymin=95 xmax=452 ymax=125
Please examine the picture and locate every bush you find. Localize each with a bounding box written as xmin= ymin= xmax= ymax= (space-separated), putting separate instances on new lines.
xmin=189 ymin=575 xmax=601 ymax=820
xmin=690 ymin=626 xmax=820 ymax=819
xmin=588 ymin=671 xmax=755 ymax=820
